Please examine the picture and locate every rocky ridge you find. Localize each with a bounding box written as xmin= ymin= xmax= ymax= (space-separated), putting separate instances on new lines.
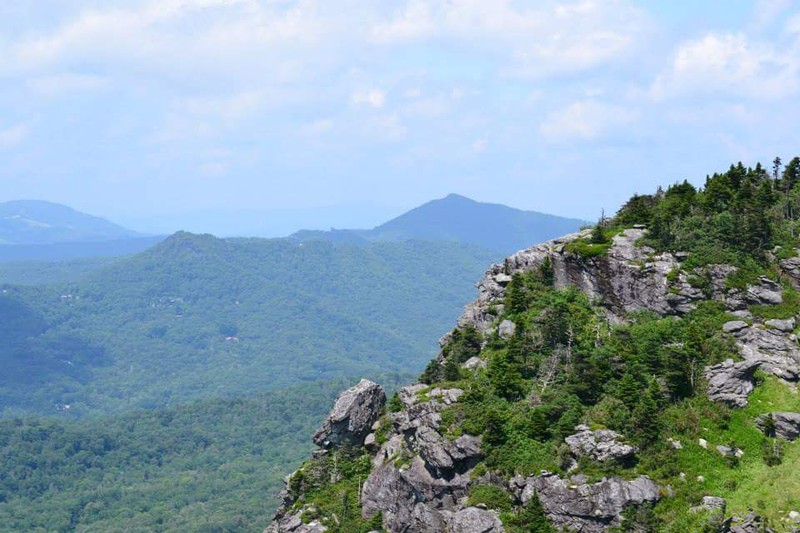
xmin=268 ymin=228 xmax=800 ymax=532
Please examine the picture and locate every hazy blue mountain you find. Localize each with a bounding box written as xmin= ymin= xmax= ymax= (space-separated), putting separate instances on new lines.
xmin=0 ymin=200 xmax=141 ymax=245
xmin=0 ymin=235 xmax=166 ymax=263
xmin=0 ymin=232 xmax=495 ymax=417
xmin=290 ymin=194 xmax=587 ymax=254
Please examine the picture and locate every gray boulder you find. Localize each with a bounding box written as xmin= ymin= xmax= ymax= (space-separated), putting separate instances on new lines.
xmin=766 ymin=318 xmax=796 ymax=332
xmin=442 ymin=507 xmax=504 ymax=533
xmin=462 ymin=356 xmax=487 ymax=370
xmin=564 ymin=425 xmax=635 ymax=463
xmin=312 ymin=379 xmax=385 ymax=449
xmin=520 ymin=473 xmax=660 ymax=532
xmin=723 ymin=321 xmax=749 ymax=333
xmin=704 ymin=359 xmax=761 ymax=407
xmin=734 ymin=327 xmax=800 ymax=383
xmin=264 ymin=510 xmax=328 ymax=533
xmin=698 ymin=496 xmax=726 ymax=512
xmin=498 ymin=319 xmax=516 ymax=339
xmin=746 ymin=279 xmax=784 ymax=305
xmin=756 ymin=412 xmax=800 ymax=440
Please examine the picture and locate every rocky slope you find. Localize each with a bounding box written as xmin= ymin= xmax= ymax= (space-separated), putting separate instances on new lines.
xmin=267 ymin=227 xmax=800 ymax=533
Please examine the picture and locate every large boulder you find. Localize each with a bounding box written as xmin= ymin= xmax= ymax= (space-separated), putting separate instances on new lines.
xmin=520 ymin=473 xmax=660 ymax=532
xmin=264 ymin=510 xmax=327 ymax=533
xmin=564 ymin=425 xmax=636 ymax=463
xmin=441 ymin=507 xmax=504 ymax=533
xmin=704 ymin=359 xmax=762 ymax=407
xmin=312 ymin=379 xmax=385 ymax=449
xmin=756 ymin=412 xmax=800 ymax=440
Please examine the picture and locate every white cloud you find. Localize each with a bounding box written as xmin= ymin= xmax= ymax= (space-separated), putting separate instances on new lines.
xmin=539 ymin=100 xmax=637 ymax=142
xmin=352 ymin=89 xmax=386 ymax=108
xmin=651 ymin=32 xmax=799 ymax=100
xmin=370 ymin=0 xmax=650 ymax=78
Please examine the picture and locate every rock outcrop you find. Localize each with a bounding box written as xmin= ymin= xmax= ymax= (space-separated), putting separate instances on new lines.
xmin=756 ymin=412 xmax=800 ymax=440
xmin=514 ymin=473 xmax=660 ymax=532
xmin=269 ymin=226 xmax=800 ymax=533
xmin=312 ymin=379 xmax=385 ymax=449
xmin=704 ymin=359 xmax=761 ymax=407
xmin=564 ymin=425 xmax=636 ymax=463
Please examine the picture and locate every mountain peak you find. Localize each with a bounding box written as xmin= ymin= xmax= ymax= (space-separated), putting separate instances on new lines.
xmin=290 ymin=196 xmax=586 ymax=255
xmin=0 ymin=200 xmax=140 ymax=245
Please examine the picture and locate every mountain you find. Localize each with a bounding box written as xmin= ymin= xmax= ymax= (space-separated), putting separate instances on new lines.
xmin=0 ymin=235 xmax=166 ymax=263
xmin=0 ymin=232 xmax=496 ymax=417
xmin=291 ymin=194 xmax=587 ymax=255
xmin=269 ymin=158 xmax=800 ymax=532
xmin=0 ymin=200 xmax=141 ymax=245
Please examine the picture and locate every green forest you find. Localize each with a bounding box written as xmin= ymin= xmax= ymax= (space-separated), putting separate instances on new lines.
xmin=0 ymin=377 xmax=409 ymax=532
xmin=0 ymin=236 xmax=495 ymax=417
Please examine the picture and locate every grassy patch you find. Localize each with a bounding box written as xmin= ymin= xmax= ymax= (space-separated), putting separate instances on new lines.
xmin=652 ymin=376 xmax=800 ymax=530
xmin=467 ymin=484 xmax=513 ymax=512
xmin=751 ymin=287 xmax=800 ymax=320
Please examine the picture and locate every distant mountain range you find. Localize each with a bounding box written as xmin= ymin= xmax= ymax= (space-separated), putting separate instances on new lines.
xmin=0 ymin=195 xmax=585 ymax=262
xmin=0 ymin=200 xmax=142 ymax=245
xmin=290 ymin=193 xmax=587 ymax=254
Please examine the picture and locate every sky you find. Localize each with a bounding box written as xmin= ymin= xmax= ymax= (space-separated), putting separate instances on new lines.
xmin=1 ymin=0 xmax=799 ymax=235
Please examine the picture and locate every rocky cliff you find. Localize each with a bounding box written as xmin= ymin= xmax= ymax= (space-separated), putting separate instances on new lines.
xmin=267 ymin=226 xmax=800 ymax=533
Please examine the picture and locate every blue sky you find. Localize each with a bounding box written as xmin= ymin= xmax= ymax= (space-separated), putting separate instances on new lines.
xmin=1 ymin=1 xmax=799 ymax=235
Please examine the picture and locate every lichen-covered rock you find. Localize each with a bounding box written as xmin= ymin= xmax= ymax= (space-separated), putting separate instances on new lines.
xmin=461 ymin=356 xmax=487 ymax=370
xmin=497 ymin=319 xmax=516 ymax=339
xmin=765 ymin=318 xmax=796 ymax=332
xmin=705 ymin=359 xmax=762 ymax=407
xmin=723 ymin=321 xmax=749 ymax=333
xmin=756 ymin=412 xmax=800 ymax=440
xmin=520 ymin=473 xmax=660 ymax=532
xmin=733 ymin=326 xmax=800 ymax=383
xmin=565 ymin=425 xmax=636 ymax=463
xmin=700 ymin=496 xmax=726 ymax=512
xmin=312 ymin=379 xmax=386 ymax=449
xmin=264 ymin=510 xmax=328 ymax=533
xmin=441 ymin=507 xmax=504 ymax=533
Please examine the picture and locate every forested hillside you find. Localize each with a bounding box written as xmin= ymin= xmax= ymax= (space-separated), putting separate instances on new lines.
xmin=0 ymin=200 xmax=140 ymax=244
xmin=0 ymin=234 xmax=495 ymax=417
xmin=0 ymin=378 xmax=412 ymax=532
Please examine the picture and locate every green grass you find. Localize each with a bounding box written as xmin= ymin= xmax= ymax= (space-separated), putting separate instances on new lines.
xmin=751 ymin=287 xmax=800 ymax=320
xmin=653 ymin=376 xmax=800 ymax=531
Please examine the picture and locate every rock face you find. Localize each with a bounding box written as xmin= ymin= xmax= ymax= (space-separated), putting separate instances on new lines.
xmin=517 ymin=473 xmax=661 ymax=532
xmin=704 ymin=359 xmax=761 ymax=407
xmin=564 ymin=425 xmax=636 ymax=463
xmin=447 ymin=228 xmax=800 ymax=405
xmin=361 ymin=384 xmax=484 ymax=532
xmin=268 ymin=228 xmax=800 ymax=533
xmin=312 ymin=379 xmax=386 ymax=449
xmin=266 ymin=512 xmax=327 ymax=533
xmin=756 ymin=412 xmax=800 ymax=440
xmin=441 ymin=507 xmax=504 ymax=533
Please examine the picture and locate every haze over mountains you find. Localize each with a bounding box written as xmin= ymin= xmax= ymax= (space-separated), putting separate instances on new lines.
xmin=291 ymin=193 xmax=587 ymax=255
xmin=0 ymin=200 xmax=141 ymax=245
xmin=0 ymin=195 xmax=585 ymax=264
